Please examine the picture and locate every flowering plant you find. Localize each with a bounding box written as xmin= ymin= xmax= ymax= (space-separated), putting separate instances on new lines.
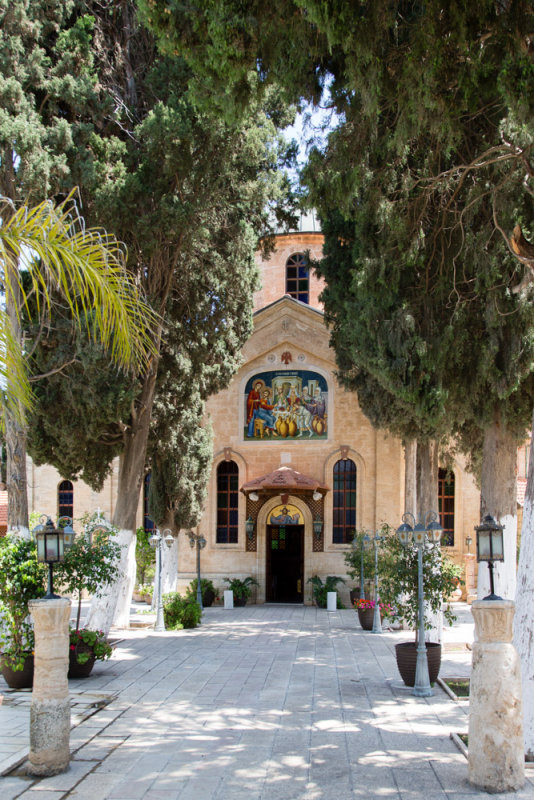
xmin=353 ymin=598 xmax=394 ymax=617
xmin=69 ymin=628 xmax=113 ymax=664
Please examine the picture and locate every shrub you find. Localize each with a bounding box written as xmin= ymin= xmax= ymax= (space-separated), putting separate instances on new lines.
xmin=223 ymin=576 xmax=258 ymax=600
xmin=307 ymin=575 xmax=345 ymax=608
xmin=186 ymin=578 xmax=217 ymax=605
xmin=162 ymin=593 xmax=201 ymax=629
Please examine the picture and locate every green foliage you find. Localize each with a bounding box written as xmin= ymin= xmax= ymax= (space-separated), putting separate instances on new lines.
xmin=54 ymin=513 xmax=122 ymax=631
xmin=69 ymin=628 xmax=112 ymax=664
xmin=162 ymin=593 xmax=202 ymax=629
xmin=0 ymin=535 xmax=46 ymax=667
xmin=307 ymin=575 xmax=345 ymax=609
xmin=186 ymin=579 xmax=218 ymax=605
xmin=25 ymin=2 xmax=297 ymax=533
xmin=378 ymin=536 xmax=463 ymax=642
xmin=343 ymin=530 xmax=396 ymax=595
xmin=223 ymin=576 xmax=259 ymax=601
xmin=135 ymin=527 xmax=155 ymax=586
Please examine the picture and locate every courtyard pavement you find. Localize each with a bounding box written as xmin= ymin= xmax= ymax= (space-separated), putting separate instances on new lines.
xmin=1 ymin=603 xmax=533 ymax=800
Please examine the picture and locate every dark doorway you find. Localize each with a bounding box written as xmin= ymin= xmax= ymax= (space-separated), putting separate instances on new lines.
xmin=266 ymin=525 xmax=304 ymax=603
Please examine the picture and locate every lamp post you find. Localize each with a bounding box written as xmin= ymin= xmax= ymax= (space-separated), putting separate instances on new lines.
xmin=149 ymin=528 xmax=174 ymax=632
xmin=371 ymin=530 xmax=383 ymax=633
xmin=396 ymin=510 xmax=443 ymax=697
xmin=359 ymin=533 xmax=371 ymax=600
xmin=475 ymin=515 xmax=504 ymax=600
xmin=33 ymin=516 xmax=73 ymax=598
xmin=188 ymin=531 xmax=207 ymax=609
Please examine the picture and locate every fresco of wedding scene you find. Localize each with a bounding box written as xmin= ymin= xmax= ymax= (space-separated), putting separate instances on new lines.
xmin=244 ymin=370 xmax=328 ymax=440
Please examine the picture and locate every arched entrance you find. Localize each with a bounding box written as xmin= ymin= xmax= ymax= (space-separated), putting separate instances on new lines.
xmin=257 ymin=495 xmax=312 ymax=604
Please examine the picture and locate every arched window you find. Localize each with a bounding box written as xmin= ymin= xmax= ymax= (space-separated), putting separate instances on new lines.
xmin=333 ymin=459 xmax=357 ymax=543
xmin=438 ymin=468 xmax=455 ymax=546
xmin=58 ymin=480 xmax=73 ymax=520
xmin=143 ymin=472 xmax=154 ymax=531
xmin=217 ymin=461 xmax=239 ymax=543
xmin=286 ymin=253 xmax=309 ymax=304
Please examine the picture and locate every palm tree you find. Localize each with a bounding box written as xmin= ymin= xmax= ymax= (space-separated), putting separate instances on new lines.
xmin=0 ymin=191 xmax=158 ymax=534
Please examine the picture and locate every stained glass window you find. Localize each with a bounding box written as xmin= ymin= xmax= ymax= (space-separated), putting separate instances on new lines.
xmin=217 ymin=461 xmax=239 ymax=543
xmin=333 ymin=459 xmax=356 ymax=544
xmin=286 ymin=253 xmax=309 ymax=304
xmin=438 ymin=468 xmax=455 ymax=546
xmin=58 ymin=480 xmax=73 ymax=520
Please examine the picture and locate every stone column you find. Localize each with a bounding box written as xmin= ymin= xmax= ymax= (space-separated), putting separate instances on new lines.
xmin=27 ymin=598 xmax=71 ymax=776
xmin=468 ymin=600 xmax=524 ymax=792
xmin=463 ymin=553 xmax=477 ymax=603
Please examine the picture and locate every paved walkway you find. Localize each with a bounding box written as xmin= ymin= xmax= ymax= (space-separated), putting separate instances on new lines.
xmin=1 ymin=604 xmax=533 ymax=800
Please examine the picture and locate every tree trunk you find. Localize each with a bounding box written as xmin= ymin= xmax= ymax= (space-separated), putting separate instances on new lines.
xmin=404 ymin=438 xmax=417 ymax=518
xmin=5 ymin=226 xmax=30 ymax=537
xmin=416 ymin=439 xmax=439 ymax=515
xmin=417 ymin=439 xmax=442 ymax=643
xmin=160 ymin=532 xmax=179 ymax=596
xmin=478 ymin=412 xmax=518 ymax=601
xmin=514 ymin=408 xmax=534 ymax=759
xmin=85 ymin=366 xmax=159 ymax=633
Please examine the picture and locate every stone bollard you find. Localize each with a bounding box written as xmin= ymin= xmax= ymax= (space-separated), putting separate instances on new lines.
xmin=27 ymin=598 xmax=71 ymax=776
xmin=468 ymin=600 xmax=524 ymax=792
xmin=326 ymin=591 xmax=337 ymax=612
xmin=224 ymin=590 xmax=234 ymax=609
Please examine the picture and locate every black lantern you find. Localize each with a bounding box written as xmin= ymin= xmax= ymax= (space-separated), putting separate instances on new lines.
xmin=33 ymin=516 xmax=67 ymax=599
xmin=245 ymin=516 xmax=255 ymax=541
xmin=475 ymin=514 xmax=504 ymax=600
xmin=313 ymin=517 xmax=324 ymax=540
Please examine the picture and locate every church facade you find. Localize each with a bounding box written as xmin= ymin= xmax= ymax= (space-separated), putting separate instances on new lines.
xmin=27 ymin=224 xmax=481 ymax=606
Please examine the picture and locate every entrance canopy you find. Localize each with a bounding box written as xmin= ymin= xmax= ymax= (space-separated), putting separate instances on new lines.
xmin=241 ymin=465 xmax=329 ymax=498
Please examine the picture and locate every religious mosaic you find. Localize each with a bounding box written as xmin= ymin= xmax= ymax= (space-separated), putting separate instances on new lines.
xmin=269 ymin=504 xmax=302 ymax=525
xmin=244 ymin=370 xmax=328 ymax=440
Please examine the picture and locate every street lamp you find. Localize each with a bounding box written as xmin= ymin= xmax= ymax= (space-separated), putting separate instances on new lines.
xmin=371 ymin=530 xmax=383 ymax=634
xmin=396 ymin=510 xmax=443 ymax=697
xmin=357 ymin=533 xmax=371 ymax=601
xmin=188 ymin=531 xmax=207 ymax=609
xmin=33 ymin=516 xmax=73 ymax=599
xmin=149 ymin=528 xmax=174 ymax=632
xmin=475 ymin=515 xmax=504 ymax=600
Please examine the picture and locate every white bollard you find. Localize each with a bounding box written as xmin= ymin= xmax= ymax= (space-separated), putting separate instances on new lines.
xmin=224 ymin=590 xmax=234 ymax=609
xmin=468 ymin=600 xmax=524 ymax=792
xmin=327 ymin=591 xmax=337 ymax=612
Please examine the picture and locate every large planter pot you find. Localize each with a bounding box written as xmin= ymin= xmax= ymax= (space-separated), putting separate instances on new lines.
xmin=1 ymin=653 xmax=34 ymax=689
xmin=68 ymin=644 xmax=96 ymax=679
xmin=357 ymin=607 xmax=375 ymax=630
xmin=202 ymin=589 xmax=216 ymax=608
xmin=234 ymin=597 xmax=247 ymax=607
xmin=395 ymin=641 xmax=442 ymax=687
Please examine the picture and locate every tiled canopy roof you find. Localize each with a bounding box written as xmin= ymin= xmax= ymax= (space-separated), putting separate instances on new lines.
xmin=241 ymin=466 xmax=329 ymax=495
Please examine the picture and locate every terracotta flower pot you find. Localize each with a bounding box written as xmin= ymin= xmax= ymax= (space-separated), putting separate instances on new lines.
xmin=395 ymin=641 xmax=441 ymax=687
xmin=1 ymin=653 xmax=34 ymax=689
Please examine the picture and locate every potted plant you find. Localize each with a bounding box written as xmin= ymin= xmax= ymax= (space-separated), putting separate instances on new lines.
xmin=54 ymin=513 xmax=122 ymax=679
xmin=186 ymin=578 xmax=218 ymax=607
xmin=344 ymin=529 xmax=397 ymax=604
xmin=68 ymin=628 xmax=113 ymax=678
xmin=379 ymin=531 xmax=462 ymax=686
xmin=162 ymin=593 xmax=202 ymax=629
xmin=0 ymin=535 xmax=46 ymax=688
xmin=353 ymin=598 xmax=394 ymax=630
xmin=223 ymin=576 xmax=259 ymax=606
xmin=307 ymin=575 xmax=345 ymax=608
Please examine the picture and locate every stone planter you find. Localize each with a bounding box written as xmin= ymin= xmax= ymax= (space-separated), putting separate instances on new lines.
xmin=1 ymin=653 xmax=34 ymax=689
xmin=395 ymin=641 xmax=441 ymax=686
